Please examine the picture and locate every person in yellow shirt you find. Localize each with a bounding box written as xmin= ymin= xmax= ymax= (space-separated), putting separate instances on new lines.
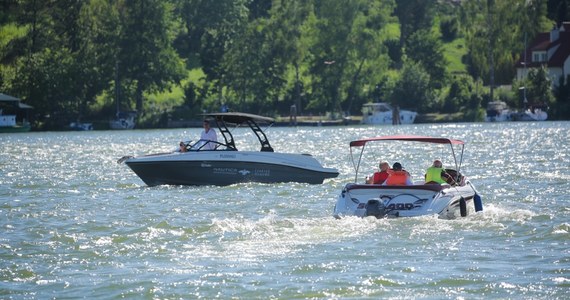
xmin=425 ymin=159 xmax=448 ymax=184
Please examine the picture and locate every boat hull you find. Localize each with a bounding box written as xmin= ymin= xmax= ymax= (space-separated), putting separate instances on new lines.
xmin=512 ymin=110 xmax=547 ymax=121
xmin=485 ymin=111 xmax=512 ymax=122
xmin=361 ymin=103 xmax=417 ymax=125
xmin=333 ymin=182 xmax=478 ymax=219
xmin=485 ymin=101 xmax=513 ymax=122
xmin=125 ymin=151 xmax=339 ymax=186
xmin=109 ymin=118 xmax=135 ymax=130
xmin=0 ymin=124 xmax=31 ymax=133
xmin=362 ymin=111 xmax=417 ymax=125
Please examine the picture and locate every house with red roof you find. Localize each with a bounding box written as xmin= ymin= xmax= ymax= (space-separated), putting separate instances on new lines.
xmin=516 ymin=22 xmax=570 ymax=88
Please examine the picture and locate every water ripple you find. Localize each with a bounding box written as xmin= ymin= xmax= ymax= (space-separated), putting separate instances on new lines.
xmin=1 ymin=122 xmax=569 ymax=298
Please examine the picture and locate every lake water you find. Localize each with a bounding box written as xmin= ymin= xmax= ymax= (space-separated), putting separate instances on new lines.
xmin=1 ymin=122 xmax=569 ymax=299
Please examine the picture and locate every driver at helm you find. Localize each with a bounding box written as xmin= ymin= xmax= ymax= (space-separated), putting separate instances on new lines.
xmin=425 ymin=159 xmax=447 ymax=184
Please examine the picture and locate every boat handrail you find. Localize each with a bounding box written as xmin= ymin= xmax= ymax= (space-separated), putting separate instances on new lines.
xmin=186 ymin=139 xmax=237 ymax=151
xmin=344 ymin=183 xmax=449 ymax=192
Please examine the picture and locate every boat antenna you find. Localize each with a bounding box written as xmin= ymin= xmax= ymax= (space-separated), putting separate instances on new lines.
xmin=264 ymin=122 xmax=274 ymax=132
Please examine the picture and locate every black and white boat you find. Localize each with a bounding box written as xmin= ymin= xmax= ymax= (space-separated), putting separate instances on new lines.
xmin=119 ymin=112 xmax=339 ymax=186
xmin=333 ymin=135 xmax=482 ymax=219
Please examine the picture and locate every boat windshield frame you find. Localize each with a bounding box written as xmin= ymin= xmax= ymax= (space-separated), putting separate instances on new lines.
xmin=348 ymin=135 xmax=465 ymax=182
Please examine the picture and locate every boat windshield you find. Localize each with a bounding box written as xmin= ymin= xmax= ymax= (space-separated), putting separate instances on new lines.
xmin=362 ymin=103 xmax=392 ymax=114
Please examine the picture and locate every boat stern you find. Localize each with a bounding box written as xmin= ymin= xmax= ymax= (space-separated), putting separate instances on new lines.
xmin=333 ymin=183 xmax=451 ymax=219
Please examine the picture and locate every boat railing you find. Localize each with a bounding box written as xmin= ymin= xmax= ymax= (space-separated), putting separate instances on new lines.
xmin=344 ymin=183 xmax=450 ymax=192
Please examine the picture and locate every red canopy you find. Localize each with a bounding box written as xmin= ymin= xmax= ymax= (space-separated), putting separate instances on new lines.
xmin=349 ymin=135 xmax=464 ymax=147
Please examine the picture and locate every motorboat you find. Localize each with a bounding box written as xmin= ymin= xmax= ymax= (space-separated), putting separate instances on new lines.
xmin=69 ymin=121 xmax=93 ymax=131
xmin=512 ymin=106 xmax=548 ymax=121
xmin=361 ymin=102 xmax=417 ymax=125
xmin=109 ymin=111 xmax=136 ymax=130
xmin=119 ymin=112 xmax=339 ymax=186
xmin=333 ymin=135 xmax=482 ymax=219
xmin=485 ymin=101 xmax=513 ymax=122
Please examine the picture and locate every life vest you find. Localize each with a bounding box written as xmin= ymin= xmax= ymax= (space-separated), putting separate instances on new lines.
xmin=425 ymin=166 xmax=446 ymax=184
xmin=372 ymin=171 xmax=390 ymax=184
xmin=385 ymin=170 xmax=409 ymax=185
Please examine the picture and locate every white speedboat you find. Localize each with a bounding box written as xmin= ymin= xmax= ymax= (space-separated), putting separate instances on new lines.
xmin=361 ymin=102 xmax=417 ymax=125
xmin=485 ymin=101 xmax=513 ymax=122
xmin=333 ymin=135 xmax=482 ymax=219
xmin=119 ymin=112 xmax=339 ymax=186
xmin=69 ymin=121 xmax=93 ymax=131
xmin=512 ymin=106 xmax=547 ymax=121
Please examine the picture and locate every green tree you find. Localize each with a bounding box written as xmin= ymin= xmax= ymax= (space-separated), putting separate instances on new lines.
xmin=462 ymin=0 xmax=550 ymax=101
xmin=75 ymin=0 xmax=121 ymax=115
xmin=548 ymin=0 xmax=570 ymax=24
xmin=266 ymin=0 xmax=313 ymax=115
xmin=443 ymin=75 xmax=476 ymax=114
xmin=553 ymin=75 xmax=570 ymax=119
xmin=390 ymin=60 xmax=434 ymax=113
xmin=4 ymin=1 xmax=87 ymax=126
xmin=526 ymin=66 xmax=555 ymax=107
xmin=405 ymin=29 xmax=447 ymax=88
xmin=307 ymin=0 xmax=394 ymax=115
xmin=118 ymin=0 xmax=186 ymax=115
xmin=394 ymin=0 xmax=436 ymax=57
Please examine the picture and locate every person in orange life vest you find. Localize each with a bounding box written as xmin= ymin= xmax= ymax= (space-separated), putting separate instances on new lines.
xmin=383 ymin=162 xmax=413 ymax=185
xmin=366 ymin=161 xmax=391 ymax=184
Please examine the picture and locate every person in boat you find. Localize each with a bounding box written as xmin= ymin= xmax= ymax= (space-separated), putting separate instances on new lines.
xmin=366 ymin=161 xmax=391 ymax=184
xmin=383 ymin=162 xmax=413 ymax=185
xmin=179 ymin=141 xmax=188 ymax=152
xmin=424 ymin=159 xmax=449 ymax=184
xmin=199 ymin=119 xmax=218 ymax=150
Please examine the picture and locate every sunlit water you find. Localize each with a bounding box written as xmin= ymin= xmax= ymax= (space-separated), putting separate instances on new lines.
xmin=1 ymin=122 xmax=569 ymax=299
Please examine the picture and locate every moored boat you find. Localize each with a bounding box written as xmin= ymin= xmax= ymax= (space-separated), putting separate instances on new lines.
xmin=511 ymin=105 xmax=548 ymax=121
xmin=119 ymin=112 xmax=339 ymax=186
xmin=485 ymin=101 xmax=513 ymax=122
xmin=109 ymin=111 xmax=136 ymax=130
xmin=68 ymin=122 xmax=93 ymax=131
xmin=361 ymin=102 xmax=417 ymax=125
xmin=333 ymin=135 xmax=482 ymax=219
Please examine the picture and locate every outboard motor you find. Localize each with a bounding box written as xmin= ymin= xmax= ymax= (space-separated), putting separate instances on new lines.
xmin=365 ymin=199 xmax=386 ymax=218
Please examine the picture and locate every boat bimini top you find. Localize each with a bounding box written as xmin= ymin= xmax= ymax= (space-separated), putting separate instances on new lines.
xmin=348 ymin=135 xmax=466 ymax=182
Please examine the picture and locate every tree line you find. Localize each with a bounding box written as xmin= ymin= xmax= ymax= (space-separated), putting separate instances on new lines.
xmin=1 ymin=0 xmax=569 ymax=129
